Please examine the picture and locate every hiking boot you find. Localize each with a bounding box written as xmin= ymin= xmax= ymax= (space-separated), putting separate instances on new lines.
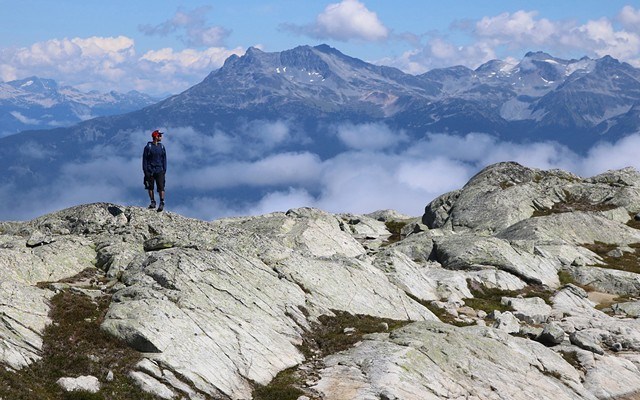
xmin=148 ymin=201 xmax=156 ymax=209
xmin=157 ymin=201 xmax=164 ymax=212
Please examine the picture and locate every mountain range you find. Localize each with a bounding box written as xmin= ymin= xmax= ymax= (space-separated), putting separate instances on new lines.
xmin=2 ymin=44 xmax=640 ymax=220
xmin=0 ymin=76 xmax=159 ymax=137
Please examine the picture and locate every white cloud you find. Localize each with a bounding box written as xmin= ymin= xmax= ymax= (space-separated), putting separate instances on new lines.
xmin=475 ymin=11 xmax=557 ymax=46
xmin=580 ymin=133 xmax=640 ymax=176
xmin=0 ymin=36 xmax=243 ymax=96
xmin=335 ymin=122 xmax=407 ymax=150
xmin=396 ymin=158 xmax=470 ymax=193
xmin=570 ymin=18 xmax=640 ymax=62
xmin=10 ymin=111 xmax=40 ymax=125
xmin=139 ymin=7 xmax=231 ymax=47
xmin=18 ymin=141 xmax=53 ymax=159
xmin=249 ymin=188 xmax=316 ymax=216
xmin=174 ymin=151 xmax=323 ymax=190
xmin=619 ymin=6 xmax=640 ymax=33
xmin=4 ymin=123 xmax=640 ymax=222
xmin=283 ymin=0 xmax=389 ymax=42
xmin=387 ymin=6 xmax=640 ymax=73
xmin=140 ymin=46 xmax=242 ymax=73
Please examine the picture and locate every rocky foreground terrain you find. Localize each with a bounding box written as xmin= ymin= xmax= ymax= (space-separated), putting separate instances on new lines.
xmin=2 ymin=161 xmax=640 ymax=399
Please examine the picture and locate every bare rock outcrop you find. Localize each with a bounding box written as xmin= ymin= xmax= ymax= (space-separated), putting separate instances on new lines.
xmin=3 ymin=162 xmax=640 ymax=399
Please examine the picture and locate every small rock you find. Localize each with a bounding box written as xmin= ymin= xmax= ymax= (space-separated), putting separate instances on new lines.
xmin=492 ymin=311 xmax=520 ymax=333
xmin=57 ymin=375 xmax=100 ymax=393
xmin=571 ymin=257 xmax=587 ymax=267
xmin=606 ymin=248 xmax=624 ymax=258
xmin=26 ymin=230 xmax=55 ymax=247
xmin=520 ymin=325 xmax=543 ymax=340
xmin=569 ymin=330 xmax=604 ymax=355
xmin=343 ymin=327 xmax=356 ymax=334
xmin=611 ymin=342 xmax=623 ymax=352
xmin=458 ymin=306 xmax=477 ymax=318
xmin=611 ymin=301 xmax=640 ymax=318
xmin=501 ymin=296 xmax=551 ymax=324
xmin=537 ymin=322 xmax=565 ymax=346
xmin=143 ymin=235 xmax=176 ymax=251
xmin=106 ymin=370 xmax=114 ymax=382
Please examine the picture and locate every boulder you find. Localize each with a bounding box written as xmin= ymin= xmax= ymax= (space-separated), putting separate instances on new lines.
xmin=0 ymin=281 xmax=53 ymax=370
xmin=538 ymin=322 xmax=566 ymax=346
xmin=433 ymin=234 xmax=560 ymax=287
xmin=563 ymin=265 xmax=640 ymax=296
xmin=611 ymin=301 xmax=640 ymax=317
xmin=313 ymin=321 xmax=596 ymax=400
xmin=492 ymin=311 xmax=521 ymax=333
xmin=102 ymin=207 xmax=436 ymax=399
xmin=56 ymin=375 xmax=100 ymax=393
xmin=501 ymin=296 xmax=552 ymax=324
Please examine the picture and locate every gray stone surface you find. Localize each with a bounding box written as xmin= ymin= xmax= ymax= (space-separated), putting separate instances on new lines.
xmin=538 ymin=322 xmax=566 ymax=346
xmin=501 ymin=296 xmax=552 ymax=324
xmin=492 ymin=311 xmax=521 ymax=333
xmin=3 ymin=162 xmax=640 ymax=399
xmin=57 ymin=375 xmax=101 ymax=393
xmin=314 ymin=322 xmax=597 ymax=400
xmin=612 ymin=301 xmax=640 ymax=317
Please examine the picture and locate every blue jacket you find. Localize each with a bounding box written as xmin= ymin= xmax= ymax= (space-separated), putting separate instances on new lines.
xmin=142 ymin=142 xmax=166 ymax=175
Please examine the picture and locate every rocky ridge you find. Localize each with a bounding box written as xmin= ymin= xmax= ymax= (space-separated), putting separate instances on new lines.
xmin=2 ymin=161 xmax=640 ymax=399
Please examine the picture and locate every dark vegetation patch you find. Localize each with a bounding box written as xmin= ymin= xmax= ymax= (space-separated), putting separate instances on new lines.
xmin=557 ymin=350 xmax=585 ymax=373
xmin=557 ymin=269 xmax=598 ymax=293
xmin=582 ymin=241 xmax=640 ymax=274
xmin=252 ymin=310 xmax=409 ymax=400
xmin=252 ymin=368 xmax=305 ymax=400
xmin=404 ymin=291 xmax=473 ymax=327
xmin=384 ymin=220 xmax=408 ymax=245
xmin=0 ymin=284 xmax=156 ymax=399
xmin=464 ymin=281 xmax=554 ymax=316
xmin=306 ymin=311 xmax=409 ymax=359
xmin=626 ymin=212 xmax=640 ymax=230
xmin=532 ymin=191 xmax=618 ymax=217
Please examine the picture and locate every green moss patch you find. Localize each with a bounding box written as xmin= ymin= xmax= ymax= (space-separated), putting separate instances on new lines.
xmin=626 ymin=213 xmax=640 ymax=230
xmin=383 ymin=220 xmax=409 ymax=245
xmin=253 ymin=310 xmax=409 ymax=400
xmin=582 ymin=241 xmax=640 ymax=274
xmin=310 ymin=311 xmax=409 ymax=358
xmin=403 ymin=291 xmax=473 ymax=327
xmin=532 ymin=191 xmax=618 ymax=217
xmin=252 ymin=368 xmax=306 ymax=400
xmin=464 ymin=282 xmax=553 ymax=316
xmin=0 ymin=289 xmax=155 ymax=400
xmin=558 ymin=350 xmax=585 ymax=372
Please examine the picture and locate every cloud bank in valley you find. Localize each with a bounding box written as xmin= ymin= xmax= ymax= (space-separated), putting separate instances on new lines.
xmin=3 ymin=122 xmax=640 ymax=222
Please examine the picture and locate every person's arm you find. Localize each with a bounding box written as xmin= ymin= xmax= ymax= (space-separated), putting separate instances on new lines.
xmin=162 ymin=145 xmax=167 ymax=173
xmin=142 ymin=145 xmax=149 ymax=175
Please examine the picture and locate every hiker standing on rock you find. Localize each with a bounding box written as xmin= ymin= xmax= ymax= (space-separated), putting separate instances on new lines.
xmin=143 ymin=130 xmax=167 ymax=212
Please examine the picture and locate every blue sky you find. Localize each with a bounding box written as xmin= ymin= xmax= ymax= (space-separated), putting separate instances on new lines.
xmin=1 ymin=0 xmax=638 ymax=96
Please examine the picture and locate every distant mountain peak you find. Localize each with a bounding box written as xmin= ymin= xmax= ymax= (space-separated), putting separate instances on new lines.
xmin=523 ymin=51 xmax=556 ymax=60
xmin=8 ymin=76 xmax=59 ymax=93
xmin=0 ymin=76 xmax=159 ymax=137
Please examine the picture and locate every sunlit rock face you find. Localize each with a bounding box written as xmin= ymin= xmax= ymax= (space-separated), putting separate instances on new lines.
xmin=2 ymin=162 xmax=640 ymax=399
